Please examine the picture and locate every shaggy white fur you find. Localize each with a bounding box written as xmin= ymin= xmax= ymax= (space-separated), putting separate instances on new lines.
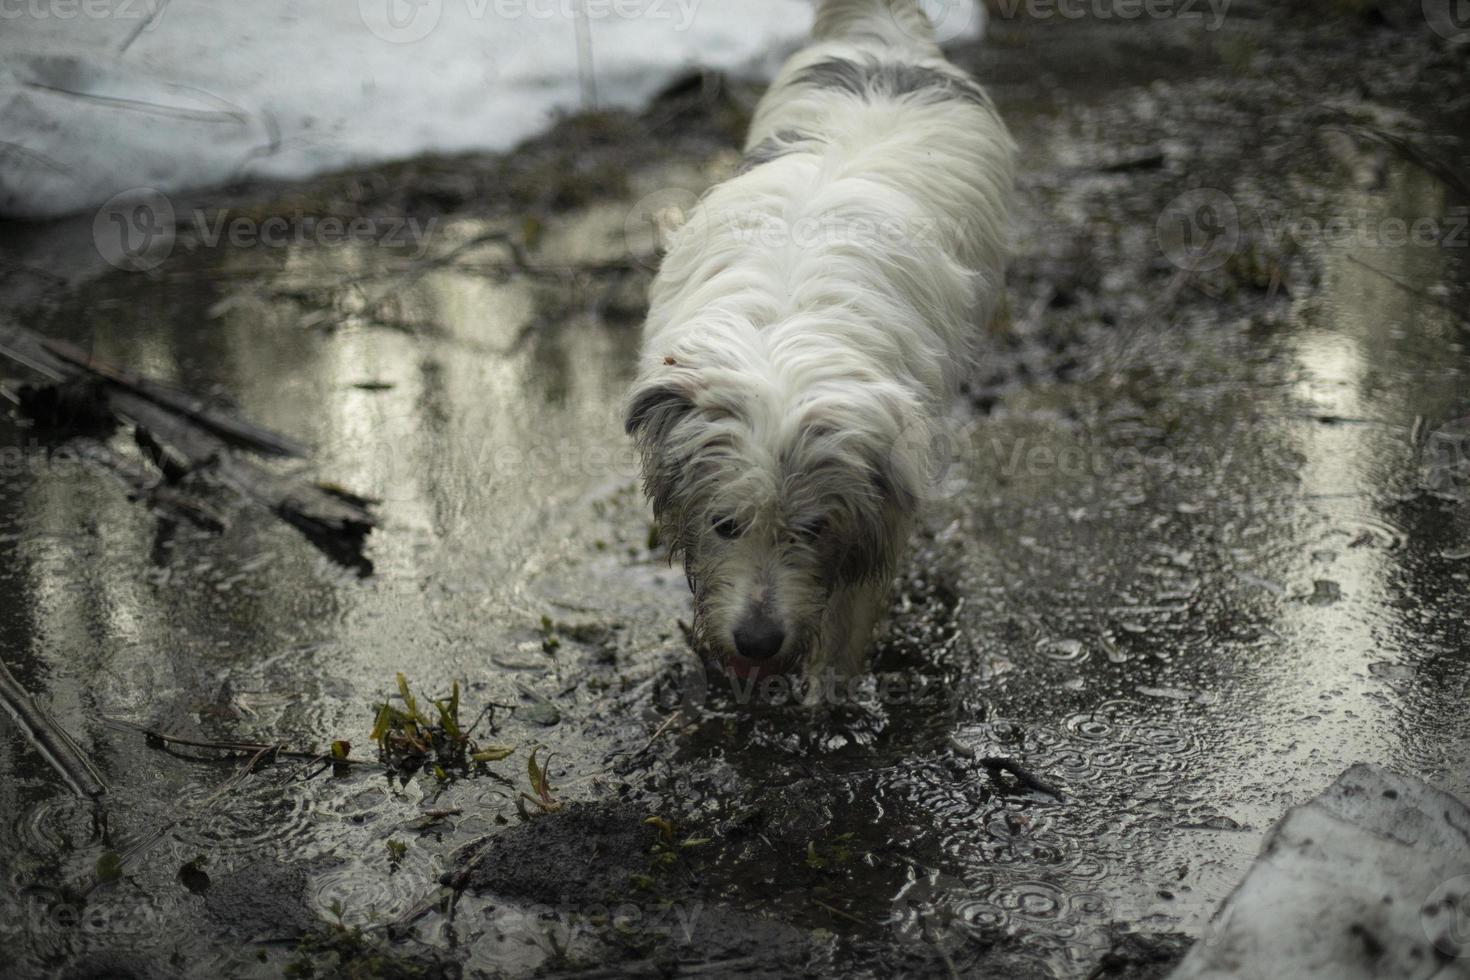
xmin=626 ymin=0 xmax=1014 ymax=682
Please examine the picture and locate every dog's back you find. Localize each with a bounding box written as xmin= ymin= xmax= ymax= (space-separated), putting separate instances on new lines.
xmin=646 ymin=0 xmax=1015 ymax=409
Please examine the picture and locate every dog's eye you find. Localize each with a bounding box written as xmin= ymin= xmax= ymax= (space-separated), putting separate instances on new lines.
xmin=792 ymin=517 xmax=828 ymax=542
xmin=711 ymin=516 xmax=743 ymax=539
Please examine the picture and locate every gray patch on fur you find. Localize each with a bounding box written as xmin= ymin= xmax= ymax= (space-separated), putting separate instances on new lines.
xmin=794 ymin=56 xmax=993 ymax=110
xmin=739 ymin=129 xmax=823 ymax=174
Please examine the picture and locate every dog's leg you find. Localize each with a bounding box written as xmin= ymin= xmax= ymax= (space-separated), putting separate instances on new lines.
xmin=816 ymin=581 xmax=891 ymax=678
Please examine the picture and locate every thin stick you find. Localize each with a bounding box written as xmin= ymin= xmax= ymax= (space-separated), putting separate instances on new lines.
xmin=0 ymin=657 xmax=107 ymax=798
xmin=635 ymin=709 xmax=682 ymax=757
xmin=1345 ymin=254 xmax=1468 ymax=321
xmin=42 ymin=337 xmax=310 ymax=458
xmin=947 ymin=736 xmax=1066 ymax=800
xmin=979 ymin=757 xmax=1066 ymax=801
xmin=101 ymin=716 xmax=385 ymax=768
xmin=813 ymin=899 xmax=869 ymax=927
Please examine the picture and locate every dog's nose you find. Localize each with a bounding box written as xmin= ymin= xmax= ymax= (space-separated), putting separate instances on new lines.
xmin=733 ymin=611 xmax=786 ymax=662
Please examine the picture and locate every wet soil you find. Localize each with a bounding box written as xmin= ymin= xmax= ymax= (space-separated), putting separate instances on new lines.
xmin=1 ymin=3 xmax=1467 ymax=978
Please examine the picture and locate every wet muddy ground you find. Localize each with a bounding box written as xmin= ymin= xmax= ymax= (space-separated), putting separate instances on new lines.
xmin=1 ymin=4 xmax=1468 ymax=978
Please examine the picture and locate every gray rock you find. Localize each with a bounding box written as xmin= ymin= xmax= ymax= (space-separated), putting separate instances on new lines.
xmin=1171 ymin=763 xmax=1470 ymax=980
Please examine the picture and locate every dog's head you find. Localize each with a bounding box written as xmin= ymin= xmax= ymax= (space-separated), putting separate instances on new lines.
xmin=626 ymin=348 xmax=925 ymax=680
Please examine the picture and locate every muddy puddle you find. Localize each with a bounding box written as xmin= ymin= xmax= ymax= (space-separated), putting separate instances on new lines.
xmin=1 ymin=5 xmax=1467 ymax=979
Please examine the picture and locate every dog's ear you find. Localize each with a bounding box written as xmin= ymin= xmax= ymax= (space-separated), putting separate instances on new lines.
xmin=624 ymin=382 xmax=694 ymax=444
xmin=875 ymin=442 xmax=922 ymax=514
xmin=869 ymin=420 xmax=924 ymax=516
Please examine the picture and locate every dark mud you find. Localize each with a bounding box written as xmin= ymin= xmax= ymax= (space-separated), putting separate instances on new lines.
xmin=1 ymin=3 xmax=1468 ymax=978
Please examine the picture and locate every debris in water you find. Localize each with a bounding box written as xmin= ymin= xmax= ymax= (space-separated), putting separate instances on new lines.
xmin=0 ymin=323 xmax=378 ymax=573
xmin=1306 ymin=579 xmax=1343 ymax=606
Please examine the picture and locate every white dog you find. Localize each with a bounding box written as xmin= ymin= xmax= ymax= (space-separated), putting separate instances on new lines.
xmin=626 ymin=0 xmax=1014 ymax=684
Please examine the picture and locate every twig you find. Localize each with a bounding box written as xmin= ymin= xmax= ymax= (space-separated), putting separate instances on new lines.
xmin=42 ymin=337 xmax=310 ymax=458
xmin=0 ymin=658 xmax=107 ymax=798
xmin=1093 ymin=150 xmax=1166 ymax=174
xmin=947 ymin=736 xmax=1065 ymax=800
xmin=386 ymin=885 xmax=455 ymax=940
xmin=1340 ymin=125 xmax=1470 ymax=199
xmin=117 ymin=0 xmax=170 ymax=53
xmin=635 ymin=709 xmax=683 ymax=758
xmin=1345 ymin=254 xmax=1468 ymax=321
xmin=101 ymin=716 xmax=384 ymax=768
xmin=813 ymin=899 xmax=869 ymax=927
xmin=979 ymin=757 xmax=1066 ymax=801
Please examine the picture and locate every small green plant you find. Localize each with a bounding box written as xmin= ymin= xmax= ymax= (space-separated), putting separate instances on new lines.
xmin=538 ymin=616 xmax=561 ymax=653
xmin=804 ymin=833 xmax=857 ymax=871
xmin=517 ymin=746 xmax=562 ymax=815
xmin=370 ymin=674 xmax=512 ymax=781
xmin=632 ymin=815 xmax=712 ymax=890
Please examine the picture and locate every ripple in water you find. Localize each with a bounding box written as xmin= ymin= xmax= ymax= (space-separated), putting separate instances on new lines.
xmin=996 ymin=879 xmax=1066 ymax=921
xmin=1040 ymin=638 xmax=1089 ymax=664
xmin=169 ymin=774 xmax=316 ymax=860
xmin=309 ymin=860 xmax=434 ymax=928
xmin=11 ymin=797 xmax=101 ymax=863
xmin=1329 ymin=514 xmax=1407 ymax=551
xmin=956 ymin=898 xmax=1008 ymax=931
xmin=1063 ymin=713 xmax=1116 ymax=741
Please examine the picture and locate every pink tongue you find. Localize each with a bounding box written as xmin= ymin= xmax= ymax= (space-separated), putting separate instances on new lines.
xmin=724 ymin=652 xmax=772 ymax=682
